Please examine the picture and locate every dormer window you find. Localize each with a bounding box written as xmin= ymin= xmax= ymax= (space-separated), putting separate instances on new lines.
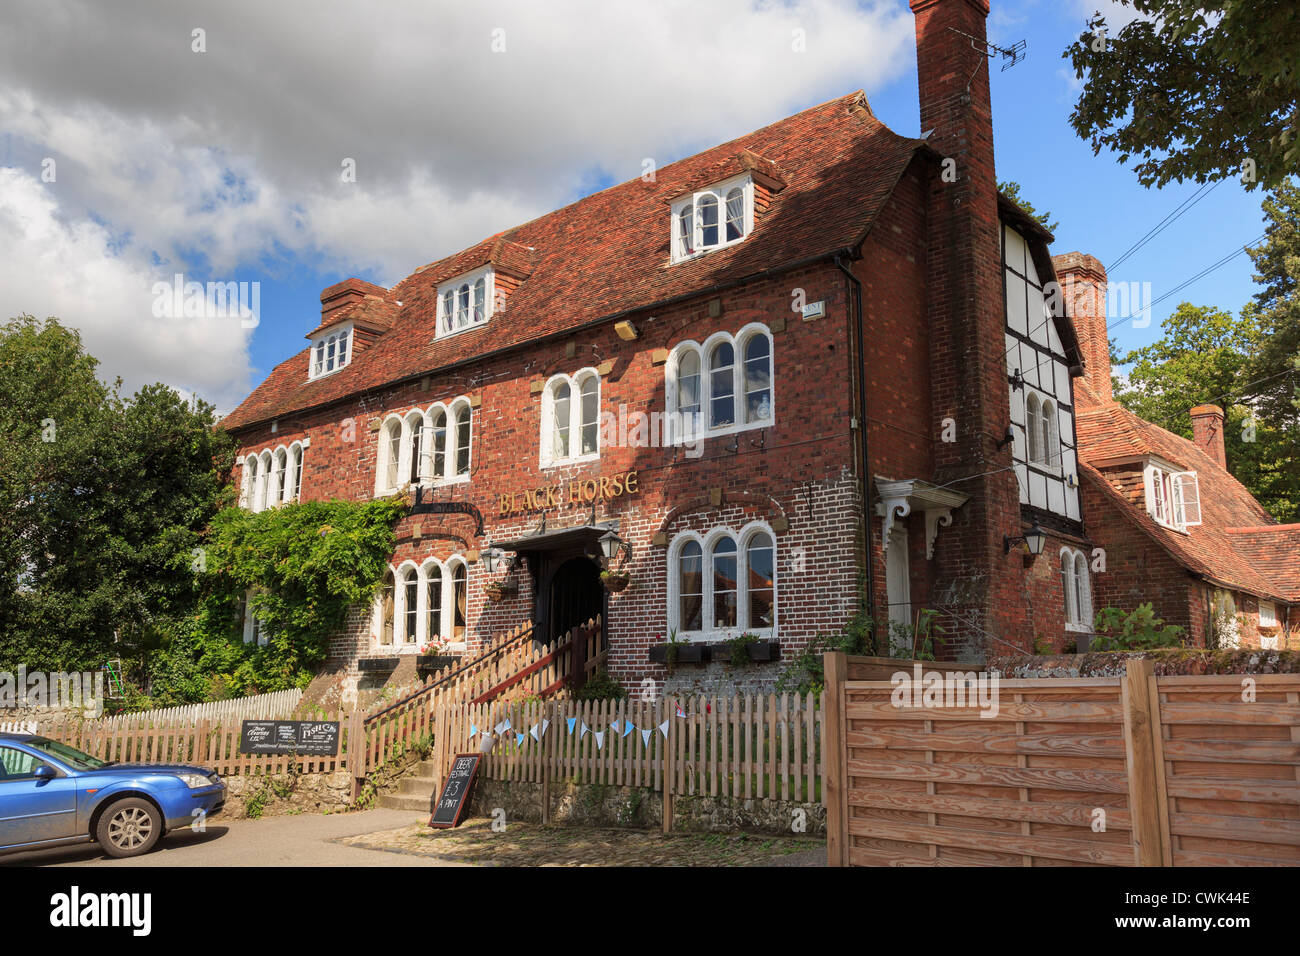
xmin=309 ymin=325 xmax=352 ymax=380
xmin=671 ymin=175 xmax=753 ymax=262
xmin=1145 ymin=461 xmax=1201 ymax=531
xmin=436 ymin=267 xmax=494 ymax=337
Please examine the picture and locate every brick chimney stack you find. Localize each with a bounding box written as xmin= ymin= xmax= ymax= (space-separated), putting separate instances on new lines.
xmin=911 ymin=0 xmax=1021 ymax=660
xmin=1190 ymin=404 xmax=1227 ymax=468
xmin=1052 ymin=252 xmax=1110 ymax=406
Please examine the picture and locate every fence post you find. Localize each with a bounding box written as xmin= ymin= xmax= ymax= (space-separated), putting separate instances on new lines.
xmin=197 ymin=719 xmax=211 ymax=765
xmin=823 ymin=652 xmax=847 ymax=867
xmin=1121 ymin=659 xmax=1168 ymax=866
xmin=662 ymin=700 xmax=674 ymax=835
xmin=347 ymin=706 xmax=364 ymax=803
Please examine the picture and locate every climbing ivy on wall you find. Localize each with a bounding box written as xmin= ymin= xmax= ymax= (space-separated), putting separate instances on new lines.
xmin=191 ymin=499 xmax=406 ymax=695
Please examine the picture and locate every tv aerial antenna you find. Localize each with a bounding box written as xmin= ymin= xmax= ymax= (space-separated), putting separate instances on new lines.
xmin=948 ymin=27 xmax=1026 ymax=95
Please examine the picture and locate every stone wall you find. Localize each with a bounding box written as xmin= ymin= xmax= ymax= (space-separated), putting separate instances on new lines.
xmin=219 ymin=769 xmax=354 ymax=820
xmin=991 ymin=647 xmax=1300 ymax=679
xmin=468 ymin=777 xmax=824 ymax=837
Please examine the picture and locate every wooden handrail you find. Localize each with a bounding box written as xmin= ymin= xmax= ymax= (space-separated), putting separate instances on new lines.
xmin=363 ymin=622 xmax=536 ymax=725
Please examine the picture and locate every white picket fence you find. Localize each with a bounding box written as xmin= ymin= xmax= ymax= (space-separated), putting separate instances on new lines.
xmin=0 ymin=721 xmax=37 ymax=734
xmin=91 ymin=688 xmax=304 ymax=726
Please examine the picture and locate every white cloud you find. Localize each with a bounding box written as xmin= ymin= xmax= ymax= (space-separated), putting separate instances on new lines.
xmin=0 ymin=0 xmax=915 ymax=407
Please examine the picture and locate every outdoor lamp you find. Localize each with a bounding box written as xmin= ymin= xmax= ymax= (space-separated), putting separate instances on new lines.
xmin=482 ymin=547 xmax=514 ymax=574
xmin=598 ymin=529 xmax=624 ymax=565
xmin=1004 ymin=524 xmax=1048 ymax=556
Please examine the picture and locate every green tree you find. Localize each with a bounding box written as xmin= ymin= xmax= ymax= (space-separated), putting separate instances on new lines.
xmin=1115 ymin=303 xmax=1298 ymax=520
xmin=1240 ymin=179 xmax=1300 ymax=437
xmin=998 ymin=181 xmax=1058 ymax=234
xmin=0 ymin=316 xmax=235 ymax=674
xmin=1064 ymin=1 xmax=1300 ymax=190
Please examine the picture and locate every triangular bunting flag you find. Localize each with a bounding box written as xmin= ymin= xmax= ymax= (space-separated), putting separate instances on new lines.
xmin=622 ymin=721 xmax=634 ymax=738
xmin=641 ymin=728 xmax=652 ymax=747
xmin=469 ymin=723 xmax=477 ymax=738
xmin=566 ymin=717 xmax=576 ymax=735
xmin=659 ymin=719 xmax=670 ymax=738
xmin=530 ymin=723 xmax=541 ymax=742
xmin=594 ymin=731 xmax=605 ymax=750
xmin=515 ymin=732 xmax=526 ymax=746
xmin=610 ymin=719 xmax=621 ymax=733
xmin=675 ymin=706 xmax=686 ymax=718
xmin=541 ymin=719 xmax=550 ymax=737
xmin=579 ymin=722 xmax=589 ymax=739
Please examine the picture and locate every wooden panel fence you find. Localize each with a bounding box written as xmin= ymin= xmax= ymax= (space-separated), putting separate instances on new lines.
xmin=824 ymin=653 xmax=1300 ymax=867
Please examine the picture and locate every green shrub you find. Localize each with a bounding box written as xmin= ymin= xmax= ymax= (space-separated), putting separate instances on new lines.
xmin=1090 ymin=603 xmax=1185 ymax=651
xmin=575 ymin=669 xmax=628 ymax=701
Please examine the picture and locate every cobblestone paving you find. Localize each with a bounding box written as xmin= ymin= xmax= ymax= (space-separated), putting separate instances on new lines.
xmin=337 ymin=816 xmax=825 ymax=867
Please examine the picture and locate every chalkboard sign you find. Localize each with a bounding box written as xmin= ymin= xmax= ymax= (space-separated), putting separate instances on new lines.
xmin=429 ymin=753 xmax=481 ymax=829
xmin=239 ymin=720 xmax=339 ymax=756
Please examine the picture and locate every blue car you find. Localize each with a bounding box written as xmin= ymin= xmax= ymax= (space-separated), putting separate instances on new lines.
xmin=0 ymin=732 xmax=225 ymax=859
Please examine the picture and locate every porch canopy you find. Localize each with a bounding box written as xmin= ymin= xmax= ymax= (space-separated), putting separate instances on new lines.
xmin=489 ymin=518 xmax=619 ymax=555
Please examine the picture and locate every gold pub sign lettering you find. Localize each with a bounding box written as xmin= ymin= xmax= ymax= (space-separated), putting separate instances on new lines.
xmin=499 ymin=470 xmax=639 ymax=516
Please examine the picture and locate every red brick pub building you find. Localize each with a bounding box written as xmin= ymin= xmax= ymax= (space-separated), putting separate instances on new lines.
xmin=221 ymin=0 xmax=1292 ymax=697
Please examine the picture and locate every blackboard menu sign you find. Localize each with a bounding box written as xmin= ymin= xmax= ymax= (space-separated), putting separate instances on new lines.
xmin=239 ymin=720 xmax=339 ymax=756
xmin=429 ymin=753 xmax=481 ymax=829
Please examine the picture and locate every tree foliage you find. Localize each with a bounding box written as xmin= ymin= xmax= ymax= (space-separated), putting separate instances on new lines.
xmin=1064 ymin=1 xmax=1300 ymax=190
xmin=998 ymin=180 xmax=1058 ymax=234
xmin=0 ymin=316 xmax=234 ymax=672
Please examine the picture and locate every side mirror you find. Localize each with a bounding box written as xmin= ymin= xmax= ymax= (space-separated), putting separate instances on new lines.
xmin=33 ymin=765 xmax=57 ymax=781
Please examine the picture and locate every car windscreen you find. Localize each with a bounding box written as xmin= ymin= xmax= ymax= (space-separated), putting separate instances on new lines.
xmin=23 ymin=736 xmax=107 ymax=771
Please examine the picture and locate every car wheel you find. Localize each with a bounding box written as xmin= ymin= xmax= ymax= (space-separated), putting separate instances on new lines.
xmin=96 ymin=798 xmax=163 ymax=858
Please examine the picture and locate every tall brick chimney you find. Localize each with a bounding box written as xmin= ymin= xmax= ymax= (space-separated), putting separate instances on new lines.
xmin=1052 ymin=252 xmax=1110 ymax=406
xmin=1190 ymin=404 xmax=1227 ymax=468
xmin=911 ymin=0 xmax=1022 ymax=661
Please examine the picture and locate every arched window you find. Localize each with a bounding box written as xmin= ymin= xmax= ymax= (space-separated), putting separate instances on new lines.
xmin=430 ymin=407 xmax=447 ymax=479
xmin=550 ymin=380 xmax=571 ymax=460
xmin=379 ymin=418 xmax=402 ymax=493
xmin=453 ymin=404 xmax=471 ymax=476
xmin=400 ymin=566 xmax=419 ymax=645
xmin=669 ymin=523 xmax=777 ymax=638
xmin=677 ymin=205 xmax=694 ymax=258
xmin=256 ymin=452 xmax=272 ymax=512
xmin=746 ymin=531 xmax=775 ymax=628
xmin=425 ymin=564 xmax=443 ymax=642
xmin=711 ymin=535 xmax=738 ymax=629
xmin=404 ymin=411 xmax=425 ymax=485
xmin=578 ymin=373 xmax=599 ymax=456
xmin=1040 ymin=399 xmax=1057 ymax=467
xmin=309 ymin=327 xmax=351 ymax=379
xmin=472 ymin=277 xmax=486 ymax=323
xmin=1061 ymin=548 xmax=1092 ymax=631
xmin=441 ymin=289 xmax=455 ymax=334
xmin=697 ymin=193 xmax=719 ymax=248
xmin=272 ymin=448 xmax=288 ymax=506
xmin=290 ymin=444 xmax=304 ymax=502
xmin=378 ymin=570 xmax=395 ymax=646
xmin=456 ymin=284 xmax=470 ymax=328
xmin=708 ymin=343 xmax=735 ymax=429
xmin=1025 ymin=394 xmax=1042 ymax=463
xmin=725 ymin=187 xmax=745 ymax=242
xmin=742 ymin=333 xmax=771 ymax=423
xmin=678 ymin=541 xmax=703 ymax=632
xmin=678 ymin=349 xmax=701 ymax=426
xmin=451 ymin=562 xmax=467 ymax=641
xmin=241 ymin=456 xmax=256 ymax=509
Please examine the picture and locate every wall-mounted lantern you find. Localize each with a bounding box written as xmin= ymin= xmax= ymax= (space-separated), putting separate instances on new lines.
xmin=1004 ymin=523 xmax=1047 ymax=556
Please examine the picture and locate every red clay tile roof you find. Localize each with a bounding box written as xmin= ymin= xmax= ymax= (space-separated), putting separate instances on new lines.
xmin=1078 ymin=401 xmax=1290 ymax=602
xmin=222 ymin=91 xmax=924 ymax=431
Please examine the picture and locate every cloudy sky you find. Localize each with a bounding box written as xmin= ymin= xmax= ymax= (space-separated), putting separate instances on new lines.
xmin=0 ymin=0 xmax=1268 ymax=414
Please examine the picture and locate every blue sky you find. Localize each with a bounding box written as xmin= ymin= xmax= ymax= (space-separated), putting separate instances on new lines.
xmin=0 ymin=0 xmax=1270 ymax=413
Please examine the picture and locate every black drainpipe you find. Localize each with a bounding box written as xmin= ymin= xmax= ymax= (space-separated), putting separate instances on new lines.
xmin=833 ymin=253 xmax=876 ymax=626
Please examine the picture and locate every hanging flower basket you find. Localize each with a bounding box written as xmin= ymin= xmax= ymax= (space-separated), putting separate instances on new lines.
xmin=600 ymin=570 xmax=631 ymax=593
xmin=485 ymin=580 xmax=517 ymax=602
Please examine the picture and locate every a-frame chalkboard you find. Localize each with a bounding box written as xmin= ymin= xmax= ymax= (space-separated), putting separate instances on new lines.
xmin=429 ymin=753 xmax=481 ymax=829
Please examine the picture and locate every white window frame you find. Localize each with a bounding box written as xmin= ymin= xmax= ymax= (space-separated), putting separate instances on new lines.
xmin=309 ymin=323 xmax=353 ymax=380
xmin=1259 ymin=600 xmax=1278 ymax=628
xmin=666 ymin=522 xmax=777 ymax=643
xmin=540 ymin=368 xmax=601 ymax=467
xmin=435 ymin=266 xmax=496 ymax=339
xmin=375 ymin=400 xmax=472 ymax=496
xmin=1144 ymin=460 xmax=1198 ymax=531
xmin=1060 ymin=547 xmax=1093 ymax=632
xmin=665 ymin=323 xmax=774 ymax=444
xmin=378 ymin=557 xmax=470 ymax=653
xmin=241 ymin=589 xmax=268 ymax=646
xmin=670 ymin=174 xmax=754 ymax=263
